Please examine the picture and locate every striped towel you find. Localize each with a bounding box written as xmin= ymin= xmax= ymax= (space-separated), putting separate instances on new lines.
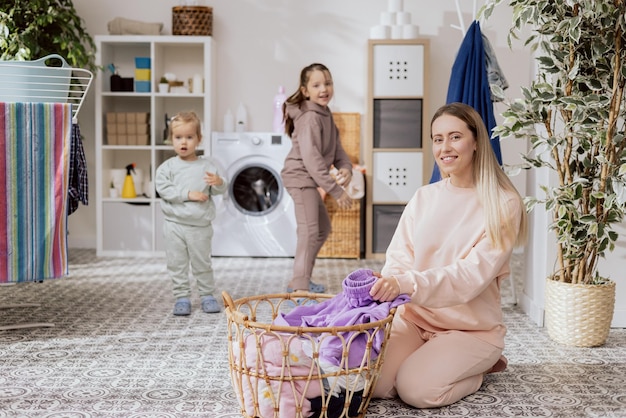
xmin=0 ymin=102 xmax=72 ymax=283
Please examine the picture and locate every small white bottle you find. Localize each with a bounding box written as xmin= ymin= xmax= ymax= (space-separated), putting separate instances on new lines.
xmin=273 ymin=86 xmax=286 ymax=133
xmin=236 ymin=103 xmax=247 ymax=132
xmin=223 ymin=109 xmax=234 ymax=132
xmin=192 ymin=74 xmax=203 ymax=94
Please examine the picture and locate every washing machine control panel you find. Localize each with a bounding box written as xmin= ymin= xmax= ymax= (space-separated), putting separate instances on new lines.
xmin=250 ymin=135 xmax=262 ymax=145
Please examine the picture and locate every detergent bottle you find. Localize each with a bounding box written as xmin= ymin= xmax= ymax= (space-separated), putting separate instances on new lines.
xmin=121 ymin=163 xmax=137 ymax=198
xmin=272 ymin=86 xmax=286 ymax=133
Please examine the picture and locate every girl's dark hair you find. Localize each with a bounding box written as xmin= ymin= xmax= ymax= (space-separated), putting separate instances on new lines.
xmin=283 ymin=63 xmax=331 ymax=136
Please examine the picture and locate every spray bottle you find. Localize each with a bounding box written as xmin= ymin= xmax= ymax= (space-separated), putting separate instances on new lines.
xmin=121 ymin=163 xmax=137 ymax=198
xmin=272 ymin=86 xmax=286 ymax=133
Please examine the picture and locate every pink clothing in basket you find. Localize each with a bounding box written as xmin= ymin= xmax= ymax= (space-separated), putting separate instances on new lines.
xmin=233 ymin=331 xmax=322 ymax=418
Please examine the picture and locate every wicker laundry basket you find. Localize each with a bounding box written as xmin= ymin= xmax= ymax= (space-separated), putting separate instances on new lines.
xmin=223 ymin=291 xmax=396 ymax=418
xmin=318 ymin=198 xmax=361 ymax=259
xmin=319 ymin=112 xmax=363 ymax=259
xmin=172 ymin=6 xmax=212 ymax=36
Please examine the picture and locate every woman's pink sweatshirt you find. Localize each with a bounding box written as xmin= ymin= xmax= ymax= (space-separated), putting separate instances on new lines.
xmin=382 ymin=178 xmax=522 ymax=348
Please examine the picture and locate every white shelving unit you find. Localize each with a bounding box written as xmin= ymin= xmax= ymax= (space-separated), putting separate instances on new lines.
xmin=95 ymin=35 xmax=214 ymax=257
xmin=364 ymin=39 xmax=431 ymax=259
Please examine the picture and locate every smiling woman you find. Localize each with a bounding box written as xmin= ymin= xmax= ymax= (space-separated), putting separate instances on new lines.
xmin=369 ymin=102 xmax=528 ymax=409
xmin=431 ymin=112 xmax=477 ymax=188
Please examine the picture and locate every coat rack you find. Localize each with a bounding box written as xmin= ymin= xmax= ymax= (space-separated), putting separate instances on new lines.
xmin=451 ymin=0 xmax=479 ymax=36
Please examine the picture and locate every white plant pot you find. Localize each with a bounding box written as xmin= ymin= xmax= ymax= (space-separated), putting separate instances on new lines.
xmin=158 ymin=83 xmax=169 ymax=93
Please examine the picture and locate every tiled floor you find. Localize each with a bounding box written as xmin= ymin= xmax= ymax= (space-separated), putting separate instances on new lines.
xmin=0 ymin=249 xmax=625 ymax=417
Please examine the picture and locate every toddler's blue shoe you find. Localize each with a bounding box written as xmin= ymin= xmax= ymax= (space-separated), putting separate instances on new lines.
xmin=173 ymin=298 xmax=191 ymax=316
xmin=201 ymin=295 xmax=220 ymax=313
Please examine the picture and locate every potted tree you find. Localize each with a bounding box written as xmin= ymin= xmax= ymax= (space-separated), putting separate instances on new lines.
xmin=483 ymin=0 xmax=626 ymax=346
xmin=0 ymin=0 xmax=96 ymax=72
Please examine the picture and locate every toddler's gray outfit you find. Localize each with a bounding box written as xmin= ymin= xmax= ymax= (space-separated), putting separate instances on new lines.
xmin=155 ymin=156 xmax=227 ymax=299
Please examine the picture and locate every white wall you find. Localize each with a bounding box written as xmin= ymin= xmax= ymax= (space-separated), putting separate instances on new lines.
xmin=66 ymin=0 xmax=626 ymax=328
xmin=68 ymin=0 xmax=532 ymax=248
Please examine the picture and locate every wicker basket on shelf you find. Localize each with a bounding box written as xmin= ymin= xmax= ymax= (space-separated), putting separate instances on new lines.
xmin=172 ymin=6 xmax=213 ymax=36
xmin=223 ymin=291 xmax=396 ymax=418
xmin=319 ymin=112 xmax=362 ymax=259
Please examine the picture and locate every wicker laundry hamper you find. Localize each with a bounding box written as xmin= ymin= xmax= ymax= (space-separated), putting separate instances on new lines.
xmin=223 ymin=291 xmax=396 ymax=418
xmin=318 ymin=112 xmax=363 ymax=259
xmin=172 ymin=6 xmax=212 ymax=36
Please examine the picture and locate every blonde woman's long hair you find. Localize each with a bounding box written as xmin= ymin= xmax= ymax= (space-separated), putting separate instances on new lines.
xmin=431 ymin=102 xmax=528 ymax=249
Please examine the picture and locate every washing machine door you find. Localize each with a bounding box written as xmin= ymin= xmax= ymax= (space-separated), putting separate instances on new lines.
xmin=230 ymin=163 xmax=283 ymax=216
xmin=212 ymin=156 xmax=297 ymax=257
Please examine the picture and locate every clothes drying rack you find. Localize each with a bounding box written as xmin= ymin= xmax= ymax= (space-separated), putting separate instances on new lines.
xmin=0 ymin=55 xmax=93 ymax=330
xmin=0 ymin=54 xmax=93 ymax=123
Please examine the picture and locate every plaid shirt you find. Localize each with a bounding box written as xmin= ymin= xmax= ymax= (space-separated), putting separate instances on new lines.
xmin=67 ymin=124 xmax=88 ymax=215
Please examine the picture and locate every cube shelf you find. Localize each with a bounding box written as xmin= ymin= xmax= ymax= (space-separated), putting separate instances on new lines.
xmin=364 ymin=39 xmax=431 ymax=259
xmin=95 ymin=35 xmax=213 ymax=257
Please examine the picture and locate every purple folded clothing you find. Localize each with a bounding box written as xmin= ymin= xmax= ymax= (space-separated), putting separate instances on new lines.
xmin=342 ymin=268 xmax=377 ymax=308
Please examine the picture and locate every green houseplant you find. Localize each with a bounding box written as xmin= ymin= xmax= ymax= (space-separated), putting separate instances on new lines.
xmin=482 ymin=0 xmax=626 ymax=346
xmin=0 ymin=0 xmax=96 ymax=72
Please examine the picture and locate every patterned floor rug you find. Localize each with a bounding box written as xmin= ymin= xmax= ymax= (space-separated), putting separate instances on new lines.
xmin=0 ymin=249 xmax=625 ymax=417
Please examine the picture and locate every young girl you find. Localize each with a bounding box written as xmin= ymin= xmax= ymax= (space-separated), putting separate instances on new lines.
xmin=155 ymin=111 xmax=228 ymax=315
xmin=370 ymin=102 xmax=528 ymax=408
xmin=281 ymin=63 xmax=353 ymax=293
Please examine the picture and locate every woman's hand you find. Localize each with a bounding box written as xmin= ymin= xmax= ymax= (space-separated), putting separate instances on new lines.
xmin=369 ymin=275 xmax=401 ymax=302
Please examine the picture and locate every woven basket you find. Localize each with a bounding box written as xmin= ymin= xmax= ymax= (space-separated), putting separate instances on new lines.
xmin=333 ymin=112 xmax=361 ymax=163
xmin=319 ymin=198 xmax=361 ymax=259
xmin=223 ymin=291 xmax=395 ymax=418
xmin=319 ymin=112 xmax=362 ymax=259
xmin=172 ymin=6 xmax=212 ymax=36
xmin=545 ymin=278 xmax=616 ymax=347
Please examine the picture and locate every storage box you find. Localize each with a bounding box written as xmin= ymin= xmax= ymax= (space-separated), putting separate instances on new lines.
xmin=134 ymin=57 xmax=151 ymax=69
xmin=110 ymin=75 xmax=134 ymax=92
xmin=373 ymin=99 xmax=423 ymax=148
xmin=172 ymin=6 xmax=212 ymax=36
xmin=107 ymin=134 xmax=118 ymax=145
xmin=135 ymin=81 xmax=151 ymax=92
xmin=136 ymin=134 xmax=149 ymax=146
xmin=106 ymin=112 xmax=117 ymax=124
xmin=373 ymin=205 xmax=405 ymax=254
xmin=135 ymin=112 xmax=150 ymax=123
xmin=372 ymin=151 xmax=423 ymax=202
xmin=134 ymin=68 xmax=151 ymax=81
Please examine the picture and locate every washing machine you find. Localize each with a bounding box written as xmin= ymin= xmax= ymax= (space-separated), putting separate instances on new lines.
xmin=210 ymin=131 xmax=297 ymax=257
